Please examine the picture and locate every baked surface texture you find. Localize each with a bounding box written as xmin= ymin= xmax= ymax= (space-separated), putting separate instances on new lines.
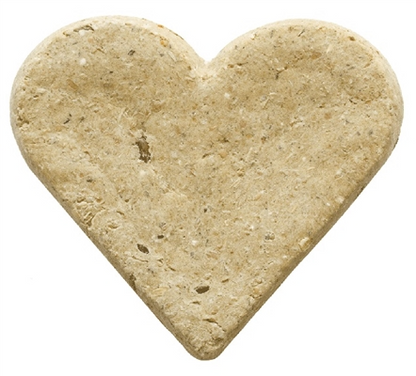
xmin=11 ymin=17 xmax=403 ymax=359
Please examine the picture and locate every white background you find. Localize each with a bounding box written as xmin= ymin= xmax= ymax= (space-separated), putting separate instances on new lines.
xmin=1 ymin=1 xmax=415 ymax=375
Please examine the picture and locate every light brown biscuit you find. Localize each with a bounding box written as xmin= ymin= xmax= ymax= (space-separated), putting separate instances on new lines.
xmin=10 ymin=16 xmax=403 ymax=359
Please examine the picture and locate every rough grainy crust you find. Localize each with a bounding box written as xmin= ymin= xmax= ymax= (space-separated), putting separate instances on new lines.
xmin=10 ymin=16 xmax=403 ymax=359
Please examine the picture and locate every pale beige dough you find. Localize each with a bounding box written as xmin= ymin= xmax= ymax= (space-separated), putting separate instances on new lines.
xmin=10 ymin=16 xmax=403 ymax=359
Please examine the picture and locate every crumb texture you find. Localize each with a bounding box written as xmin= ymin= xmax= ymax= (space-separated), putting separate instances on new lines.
xmin=11 ymin=17 xmax=403 ymax=360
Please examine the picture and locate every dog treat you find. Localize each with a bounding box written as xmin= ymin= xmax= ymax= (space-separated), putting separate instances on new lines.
xmin=10 ymin=16 xmax=403 ymax=359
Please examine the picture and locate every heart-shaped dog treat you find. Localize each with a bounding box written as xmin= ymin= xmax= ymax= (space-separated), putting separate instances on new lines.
xmin=11 ymin=16 xmax=403 ymax=359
